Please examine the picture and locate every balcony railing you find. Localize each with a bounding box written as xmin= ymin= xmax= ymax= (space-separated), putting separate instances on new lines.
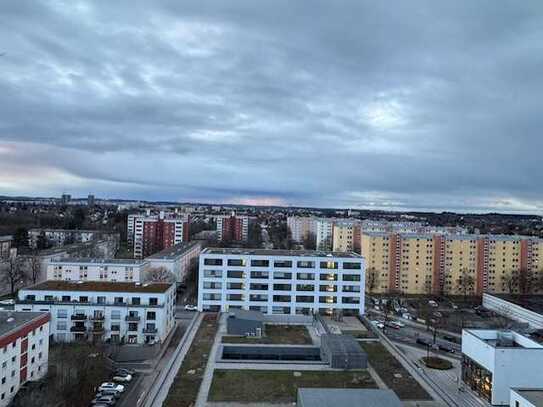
xmin=70 ymin=326 xmax=87 ymax=332
xmin=90 ymin=315 xmax=105 ymax=320
xmin=71 ymin=315 xmax=87 ymax=321
xmin=91 ymin=325 xmax=105 ymax=333
xmin=16 ymin=300 xmax=164 ymax=308
xmin=125 ymin=315 xmax=141 ymax=322
xmin=143 ymin=327 xmax=158 ymax=334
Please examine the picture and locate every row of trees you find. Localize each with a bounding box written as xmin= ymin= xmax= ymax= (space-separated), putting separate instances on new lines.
xmin=0 ymin=255 xmax=41 ymax=295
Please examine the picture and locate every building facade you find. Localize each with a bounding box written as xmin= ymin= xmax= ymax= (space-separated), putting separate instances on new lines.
xmin=198 ymin=248 xmax=365 ymax=316
xmin=145 ymin=241 xmax=202 ymax=284
xmin=287 ymin=217 xmax=318 ymax=243
xmin=462 ymin=329 xmax=543 ymax=405
xmin=0 ymin=311 xmax=50 ymax=407
xmin=216 ymin=213 xmax=249 ymax=242
xmin=0 ymin=237 xmax=12 ymax=260
xmin=28 ymin=229 xmax=117 ymax=249
xmin=361 ymin=232 xmax=543 ymax=296
xmin=16 ymin=281 xmax=175 ymax=345
xmin=47 ymin=259 xmax=148 ymax=283
xmin=132 ymin=212 xmax=190 ymax=258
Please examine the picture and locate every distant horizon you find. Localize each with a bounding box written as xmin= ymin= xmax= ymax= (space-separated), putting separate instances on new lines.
xmin=1 ymin=193 xmax=541 ymax=218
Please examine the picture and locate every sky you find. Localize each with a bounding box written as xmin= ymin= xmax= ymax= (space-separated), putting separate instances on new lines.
xmin=1 ymin=1 xmax=543 ymax=213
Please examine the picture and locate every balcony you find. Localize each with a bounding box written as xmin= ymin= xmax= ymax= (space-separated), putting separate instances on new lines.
xmin=70 ymin=326 xmax=87 ymax=332
xmin=91 ymin=325 xmax=105 ymax=333
xmin=125 ymin=315 xmax=141 ymax=322
xmin=143 ymin=327 xmax=158 ymax=334
xmin=90 ymin=315 xmax=105 ymax=321
xmin=71 ymin=314 xmax=87 ymax=321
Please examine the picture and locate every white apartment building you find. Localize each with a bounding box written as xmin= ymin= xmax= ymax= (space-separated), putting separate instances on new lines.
xmin=16 ymin=281 xmax=175 ymax=345
xmin=287 ymin=217 xmax=318 ymax=243
xmin=145 ymin=241 xmax=202 ymax=284
xmin=47 ymin=258 xmax=148 ymax=283
xmin=198 ymin=248 xmax=365 ymax=316
xmin=462 ymin=329 xmax=543 ymax=405
xmin=28 ymin=228 xmax=108 ymax=249
xmin=0 ymin=311 xmax=50 ymax=407
xmin=127 ymin=213 xmax=138 ymax=247
xmin=316 ymin=219 xmax=334 ymax=251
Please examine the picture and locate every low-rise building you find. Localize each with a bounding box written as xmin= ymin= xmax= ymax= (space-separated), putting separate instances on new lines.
xmin=47 ymin=258 xmax=148 ymax=283
xmin=0 ymin=311 xmax=50 ymax=407
xmin=28 ymin=228 xmax=118 ymax=249
xmin=16 ymin=281 xmax=175 ymax=345
xmin=198 ymin=248 xmax=365 ymax=316
xmin=145 ymin=241 xmax=201 ymax=284
xmin=296 ymin=388 xmax=402 ymax=407
xmin=510 ymin=388 xmax=543 ymax=407
xmin=462 ymin=329 xmax=543 ymax=405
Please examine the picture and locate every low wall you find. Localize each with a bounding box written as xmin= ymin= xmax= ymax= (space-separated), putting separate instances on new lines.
xmin=262 ymin=314 xmax=313 ymax=325
xmin=483 ymin=293 xmax=543 ymax=329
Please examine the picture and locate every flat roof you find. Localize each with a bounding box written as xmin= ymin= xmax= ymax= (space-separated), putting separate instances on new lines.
xmin=0 ymin=311 xmax=48 ymax=338
xmin=146 ymin=241 xmax=201 ymax=260
xmin=50 ymin=258 xmax=147 ymax=266
xmin=512 ymin=388 xmax=543 ymax=406
xmin=489 ymin=294 xmax=543 ymax=315
xmin=297 ymin=388 xmax=401 ymax=407
xmin=22 ymin=280 xmax=173 ymax=294
xmin=201 ymin=248 xmax=362 ymax=259
xmin=464 ymin=329 xmax=543 ymax=349
xmin=362 ymin=231 xmax=542 ymax=242
xmin=0 ymin=236 xmax=12 ymax=242
xmin=322 ymin=334 xmax=366 ymax=354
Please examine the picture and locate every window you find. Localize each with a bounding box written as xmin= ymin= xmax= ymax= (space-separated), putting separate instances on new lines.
xmin=132 ymin=297 xmax=141 ymax=305
xmin=297 ymin=261 xmax=315 ymax=268
xmin=111 ymin=310 xmax=121 ymax=320
xmin=97 ymin=296 xmax=106 ymax=304
xmin=114 ymin=297 xmax=124 ymax=304
xmin=250 ymin=260 xmax=269 ymax=267
xmin=343 ymin=262 xmax=361 ymax=270
xmin=61 ymin=295 xmax=71 ymax=302
xmin=147 ymin=311 xmax=156 ymax=320
xmin=57 ymin=321 xmax=67 ymax=331
xmin=227 ymin=259 xmax=245 ymax=266
xmin=57 ymin=309 xmax=67 ymax=319
xmin=204 ymin=258 xmax=222 ymax=266
xmin=79 ymin=296 xmax=88 ymax=303
xmin=273 ymin=260 xmax=292 ymax=268
xmin=11 ymin=356 xmax=15 ymax=363
xmin=1 ymin=362 xmax=5 ymax=368
xmin=319 ymin=261 xmax=338 ymax=269
xmin=149 ymin=298 xmax=158 ymax=306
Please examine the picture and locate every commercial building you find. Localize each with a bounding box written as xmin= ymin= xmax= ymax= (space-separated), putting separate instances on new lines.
xmin=0 ymin=236 xmax=12 ymax=259
xmin=296 ymin=388 xmax=402 ymax=407
xmin=16 ymin=281 xmax=175 ymax=345
xmin=510 ymin=388 xmax=543 ymax=407
xmin=132 ymin=212 xmax=190 ymax=258
xmin=145 ymin=241 xmax=201 ymax=284
xmin=216 ymin=213 xmax=249 ymax=242
xmin=198 ymin=248 xmax=365 ymax=316
xmin=361 ymin=232 xmax=543 ymax=296
xmin=461 ymin=329 xmax=543 ymax=405
xmin=0 ymin=311 xmax=50 ymax=407
xmin=47 ymin=258 xmax=148 ymax=283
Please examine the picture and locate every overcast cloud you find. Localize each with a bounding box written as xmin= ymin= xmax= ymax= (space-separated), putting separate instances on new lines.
xmin=0 ymin=1 xmax=542 ymax=212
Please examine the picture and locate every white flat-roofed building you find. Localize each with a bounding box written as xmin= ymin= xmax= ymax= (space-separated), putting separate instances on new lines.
xmin=47 ymin=258 xmax=148 ymax=283
xmin=198 ymin=248 xmax=365 ymax=316
xmin=510 ymin=388 xmax=543 ymax=407
xmin=16 ymin=281 xmax=175 ymax=345
xmin=462 ymin=329 xmax=543 ymax=405
xmin=145 ymin=241 xmax=202 ymax=284
xmin=0 ymin=311 xmax=50 ymax=407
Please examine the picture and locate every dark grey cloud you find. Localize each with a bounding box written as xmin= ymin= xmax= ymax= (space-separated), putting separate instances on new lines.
xmin=1 ymin=0 xmax=543 ymax=212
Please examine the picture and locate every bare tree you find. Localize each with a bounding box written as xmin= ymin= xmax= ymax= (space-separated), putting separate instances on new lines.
xmin=1 ymin=256 xmax=25 ymax=296
xmin=502 ymin=272 xmax=518 ymax=295
xmin=456 ymin=268 xmax=475 ymax=300
xmin=365 ymin=267 xmax=379 ymax=294
xmin=302 ymin=232 xmax=317 ymax=250
xmin=145 ymin=266 xmax=175 ymax=283
xmin=24 ymin=252 xmax=42 ymax=285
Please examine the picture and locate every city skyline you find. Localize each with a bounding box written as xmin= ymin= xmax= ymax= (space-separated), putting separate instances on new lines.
xmin=1 ymin=1 xmax=543 ymax=213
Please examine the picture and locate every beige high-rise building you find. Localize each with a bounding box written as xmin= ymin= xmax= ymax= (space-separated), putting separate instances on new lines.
xmin=361 ymin=232 xmax=543 ymax=296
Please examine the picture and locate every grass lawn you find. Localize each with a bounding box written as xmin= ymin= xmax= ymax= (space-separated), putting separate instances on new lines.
xmin=361 ymin=342 xmax=432 ymax=401
xmin=163 ymin=314 xmax=219 ymax=407
xmin=209 ymin=369 xmax=377 ymax=403
xmin=221 ymin=324 xmax=312 ymax=345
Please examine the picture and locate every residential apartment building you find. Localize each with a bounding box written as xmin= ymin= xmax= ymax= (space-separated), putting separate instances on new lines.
xmin=462 ymin=329 xmax=543 ymax=405
xmin=316 ymin=219 xmax=334 ymax=251
xmin=198 ymin=248 xmax=365 ymax=316
xmin=145 ymin=241 xmax=202 ymax=284
xmin=132 ymin=212 xmax=190 ymax=258
xmin=28 ymin=228 xmax=117 ymax=249
xmin=16 ymin=281 xmax=175 ymax=345
xmin=0 ymin=237 xmax=12 ymax=260
xmin=287 ymin=217 xmax=318 ymax=243
xmin=47 ymin=258 xmax=148 ymax=282
xmin=361 ymin=232 xmax=543 ymax=296
xmin=332 ymin=222 xmax=361 ymax=253
xmin=0 ymin=311 xmax=50 ymax=407
xmin=216 ymin=213 xmax=249 ymax=242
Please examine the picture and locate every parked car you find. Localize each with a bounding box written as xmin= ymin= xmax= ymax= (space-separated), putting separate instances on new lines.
xmin=96 ymin=390 xmax=121 ymax=399
xmin=442 ymin=335 xmax=457 ymax=343
xmin=113 ymin=373 xmax=132 ymax=382
xmin=91 ymin=395 xmax=116 ymax=405
xmin=98 ymin=383 xmax=124 ymax=393
xmin=428 ymin=300 xmax=438 ymax=308
xmin=392 ymin=320 xmax=405 ymax=327
xmin=115 ymin=368 xmax=135 ymax=376
xmin=438 ymin=343 xmax=456 ymax=353
xmin=416 ymin=338 xmax=430 ymax=346
xmin=433 ymin=311 xmax=443 ymax=318
xmin=370 ymin=320 xmax=384 ymax=329
xmin=184 ymin=304 xmax=197 ymax=311
xmin=385 ymin=321 xmax=400 ymax=330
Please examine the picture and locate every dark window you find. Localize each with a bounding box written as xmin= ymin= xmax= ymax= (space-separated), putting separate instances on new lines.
xmin=61 ymin=295 xmax=71 ymax=302
xmin=147 ymin=311 xmax=156 ymax=320
xmin=79 ymin=296 xmax=88 ymax=303
xmin=251 ymin=260 xmax=269 ymax=267
xmin=149 ymin=298 xmax=158 ymax=306
xmin=273 ymin=260 xmax=292 ymax=268
xmin=227 ymin=259 xmax=245 ymax=266
xmin=132 ymin=297 xmax=141 ymax=305
xmin=343 ymin=262 xmax=361 ymax=270
xmin=297 ymin=261 xmax=315 ymax=268
xmin=114 ymin=297 xmax=124 ymax=304
xmin=204 ymin=258 xmax=223 ymax=266
xmin=319 ymin=261 xmax=338 ymax=269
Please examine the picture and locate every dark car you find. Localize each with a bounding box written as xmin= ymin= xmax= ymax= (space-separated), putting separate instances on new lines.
xmin=96 ymin=390 xmax=121 ymax=399
xmin=438 ymin=343 xmax=455 ymax=353
xmin=416 ymin=338 xmax=430 ymax=346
